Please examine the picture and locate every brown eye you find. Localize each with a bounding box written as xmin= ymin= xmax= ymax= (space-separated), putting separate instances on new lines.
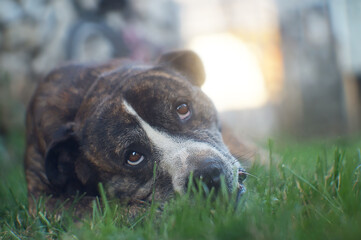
xmin=126 ymin=151 xmax=145 ymax=166
xmin=176 ymin=103 xmax=191 ymax=120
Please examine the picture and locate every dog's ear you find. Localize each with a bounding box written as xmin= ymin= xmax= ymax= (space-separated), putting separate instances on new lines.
xmin=158 ymin=50 xmax=206 ymax=87
xmin=45 ymin=123 xmax=81 ymax=192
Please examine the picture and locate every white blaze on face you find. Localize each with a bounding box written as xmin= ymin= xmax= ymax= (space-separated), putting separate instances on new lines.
xmin=122 ymin=100 xmax=241 ymax=193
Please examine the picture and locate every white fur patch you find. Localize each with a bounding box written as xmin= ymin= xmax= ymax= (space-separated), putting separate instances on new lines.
xmin=122 ymin=100 xmax=240 ymax=193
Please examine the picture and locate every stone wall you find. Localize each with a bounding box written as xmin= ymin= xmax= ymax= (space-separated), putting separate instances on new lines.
xmin=0 ymin=0 xmax=180 ymax=133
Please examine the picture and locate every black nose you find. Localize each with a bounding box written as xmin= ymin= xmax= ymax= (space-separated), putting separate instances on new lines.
xmin=186 ymin=159 xmax=224 ymax=192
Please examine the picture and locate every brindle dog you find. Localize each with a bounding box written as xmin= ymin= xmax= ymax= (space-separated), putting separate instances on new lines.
xmin=25 ymin=51 xmax=252 ymax=215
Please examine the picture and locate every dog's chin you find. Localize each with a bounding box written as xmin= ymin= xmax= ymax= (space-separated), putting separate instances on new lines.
xmin=236 ymin=183 xmax=246 ymax=203
xmin=132 ymin=190 xmax=175 ymax=205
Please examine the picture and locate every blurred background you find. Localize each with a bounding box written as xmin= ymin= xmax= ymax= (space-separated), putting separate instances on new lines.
xmin=0 ymin=0 xmax=360 ymax=148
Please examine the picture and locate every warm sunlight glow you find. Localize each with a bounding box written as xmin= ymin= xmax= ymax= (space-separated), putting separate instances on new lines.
xmin=189 ymin=33 xmax=268 ymax=111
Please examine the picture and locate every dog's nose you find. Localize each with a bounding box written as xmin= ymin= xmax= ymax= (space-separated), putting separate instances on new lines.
xmin=186 ymin=158 xmax=224 ymax=192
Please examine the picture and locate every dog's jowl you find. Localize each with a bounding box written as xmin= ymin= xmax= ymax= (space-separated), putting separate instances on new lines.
xmin=25 ymin=50 xmax=248 ymax=214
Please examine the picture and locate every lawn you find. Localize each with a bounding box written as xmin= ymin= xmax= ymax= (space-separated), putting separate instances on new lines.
xmin=1 ymin=130 xmax=361 ymax=239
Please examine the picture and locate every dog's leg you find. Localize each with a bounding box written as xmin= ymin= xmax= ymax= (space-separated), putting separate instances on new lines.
xmin=25 ymin=143 xmax=51 ymax=215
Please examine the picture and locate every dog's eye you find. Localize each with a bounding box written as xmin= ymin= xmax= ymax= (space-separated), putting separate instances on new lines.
xmin=176 ymin=103 xmax=191 ymax=120
xmin=126 ymin=151 xmax=145 ymax=166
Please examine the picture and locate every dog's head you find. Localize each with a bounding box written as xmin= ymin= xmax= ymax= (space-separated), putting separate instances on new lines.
xmin=45 ymin=51 xmax=246 ymax=203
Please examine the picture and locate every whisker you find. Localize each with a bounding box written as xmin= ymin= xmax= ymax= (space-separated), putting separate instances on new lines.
xmin=238 ymin=170 xmax=259 ymax=180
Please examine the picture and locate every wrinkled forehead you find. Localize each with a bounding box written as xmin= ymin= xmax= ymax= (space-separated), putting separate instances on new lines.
xmin=123 ymin=68 xmax=197 ymax=100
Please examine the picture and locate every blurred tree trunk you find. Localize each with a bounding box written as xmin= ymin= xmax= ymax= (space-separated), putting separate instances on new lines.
xmin=277 ymin=1 xmax=347 ymax=137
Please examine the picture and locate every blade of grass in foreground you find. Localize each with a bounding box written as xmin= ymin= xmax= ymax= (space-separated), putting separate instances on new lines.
xmin=282 ymin=163 xmax=343 ymax=213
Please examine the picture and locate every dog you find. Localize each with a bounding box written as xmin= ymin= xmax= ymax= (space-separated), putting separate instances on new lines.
xmin=25 ymin=50 xmax=253 ymax=215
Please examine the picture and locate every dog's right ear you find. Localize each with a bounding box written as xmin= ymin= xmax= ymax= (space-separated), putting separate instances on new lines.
xmin=157 ymin=50 xmax=206 ymax=87
xmin=45 ymin=123 xmax=80 ymax=191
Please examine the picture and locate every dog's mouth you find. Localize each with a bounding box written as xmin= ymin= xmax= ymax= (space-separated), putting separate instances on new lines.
xmin=130 ymin=168 xmax=248 ymax=206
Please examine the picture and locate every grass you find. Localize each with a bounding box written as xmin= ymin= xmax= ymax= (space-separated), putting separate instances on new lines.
xmin=1 ymin=132 xmax=361 ymax=239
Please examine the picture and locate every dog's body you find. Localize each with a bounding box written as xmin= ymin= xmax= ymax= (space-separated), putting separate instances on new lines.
xmin=25 ymin=51 xmax=252 ymax=214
